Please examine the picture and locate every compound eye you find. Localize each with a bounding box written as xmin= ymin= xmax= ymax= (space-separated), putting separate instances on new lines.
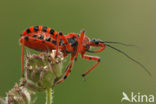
xmin=95 ymin=41 xmax=99 ymax=45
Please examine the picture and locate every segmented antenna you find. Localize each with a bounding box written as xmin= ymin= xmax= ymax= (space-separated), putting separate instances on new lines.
xmin=105 ymin=44 xmax=151 ymax=76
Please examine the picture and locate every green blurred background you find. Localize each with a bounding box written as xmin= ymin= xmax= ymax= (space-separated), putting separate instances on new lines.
xmin=0 ymin=0 xmax=156 ymax=104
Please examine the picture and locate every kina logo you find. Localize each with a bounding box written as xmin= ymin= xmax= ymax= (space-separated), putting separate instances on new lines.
xmin=121 ymin=92 xmax=154 ymax=103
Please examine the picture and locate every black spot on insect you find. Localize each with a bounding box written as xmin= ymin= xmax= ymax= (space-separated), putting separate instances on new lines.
xmin=77 ymin=34 xmax=80 ymax=37
xmin=32 ymin=34 xmax=37 ymax=37
xmin=65 ymin=65 xmax=69 ymax=70
xmin=55 ymin=34 xmax=58 ymax=37
xmin=26 ymin=28 xmax=31 ymax=33
xmin=98 ymin=58 xmax=101 ymax=62
xmin=45 ymin=37 xmax=51 ymax=41
xmin=71 ymin=41 xmax=78 ymax=47
xmin=95 ymin=41 xmax=99 ymax=45
xmin=38 ymin=34 xmax=44 ymax=39
xmin=64 ymin=76 xmax=67 ymax=79
xmin=75 ymin=58 xmax=77 ymax=61
xmin=89 ymin=57 xmax=92 ymax=60
xmin=91 ymin=40 xmax=102 ymax=45
xmin=34 ymin=26 xmax=39 ymax=32
xmin=62 ymin=43 xmax=65 ymax=46
xmin=50 ymin=29 xmax=54 ymax=35
xmin=59 ymin=32 xmax=63 ymax=36
xmin=42 ymin=41 xmax=45 ymax=43
xmin=67 ymin=38 xmax=78 ymax=47
xmin=65 ymin=50 xmax=70 ymax=53
xmin=82 ymin=74 xmax=86 ymax=77
xmin=24 ymin=36 xmax=29 ymax=41
xmin=59 ymin=41 xmax=62 ymax=46
xmin=72 ymin=36 xmax=76 ymax=39
xmin=52 ymin=40 xmax=57 ymax=45
xmin=85 ymin=44 xmax=90 ymax=49
xmin=42 ymin=26 xmax=47 ymax=32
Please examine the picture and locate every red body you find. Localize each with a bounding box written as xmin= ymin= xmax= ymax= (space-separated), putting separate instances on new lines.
xmin=20 ymin=26 xmax=106 ymax=84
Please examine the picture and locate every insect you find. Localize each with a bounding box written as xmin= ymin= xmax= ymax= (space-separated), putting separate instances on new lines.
xmin=20 ymin=26 xmax=151 ymax=84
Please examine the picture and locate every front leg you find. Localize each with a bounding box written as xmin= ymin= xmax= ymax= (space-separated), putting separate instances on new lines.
xmin=75 ymin=30 xmax=85 ymax=60
xmin=81 ymin=54 xmax=101 ymax=77
xmin=88 ymin=41 xmax=106 ymax=53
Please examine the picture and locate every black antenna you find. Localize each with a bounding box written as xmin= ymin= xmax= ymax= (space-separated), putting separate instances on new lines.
xmin=105 ymin=44 xmax=151 ymax=76
xmin=100 ymin=41 xmax=137 ymax=47
xmin=91 ymin=40 xmax=137 ymax=47
xmin=102 ymin=41 xmax=136 ymax=47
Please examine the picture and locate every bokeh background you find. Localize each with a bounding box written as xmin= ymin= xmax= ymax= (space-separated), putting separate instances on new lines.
xmin=0 ymin=0 xmax=156 ymax=104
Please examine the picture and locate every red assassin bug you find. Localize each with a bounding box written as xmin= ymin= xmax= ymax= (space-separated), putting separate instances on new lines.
xmin=20 ymin=26 xmax=151 ymax=84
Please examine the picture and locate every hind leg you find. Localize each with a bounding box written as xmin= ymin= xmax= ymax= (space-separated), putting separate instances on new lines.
xmin=81 ymin=54 xmax=101 ymax=77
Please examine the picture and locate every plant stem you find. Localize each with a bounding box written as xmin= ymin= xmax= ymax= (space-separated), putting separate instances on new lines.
xmin=46 ymin=88 xmax=52 ymax=104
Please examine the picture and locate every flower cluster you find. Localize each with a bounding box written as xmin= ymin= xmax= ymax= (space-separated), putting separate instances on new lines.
xmin=0 ymin=50 xmax=64 ymax=104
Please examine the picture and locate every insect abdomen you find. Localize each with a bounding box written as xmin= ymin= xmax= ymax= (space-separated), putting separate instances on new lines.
xmin=20 ymin=26 xmax=63 ymax=51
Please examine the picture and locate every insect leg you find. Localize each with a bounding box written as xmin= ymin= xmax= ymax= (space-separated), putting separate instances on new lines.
xmin=56 ymin=33 xmax=61 ymax=55
xmin=87 ymin=42 xmax=106 ymax=53
xmin=22 ymin=39 xmax=25 ymax=77
xmin=75 ymin=30 xmax=85 ymax=60
xmin=58 ymin=32 xmax=72 ymax=51
xmin=81 ymin=54 xmax=101 ymax=77
xmin=56 ymin=56 xmax=74 ymax=84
